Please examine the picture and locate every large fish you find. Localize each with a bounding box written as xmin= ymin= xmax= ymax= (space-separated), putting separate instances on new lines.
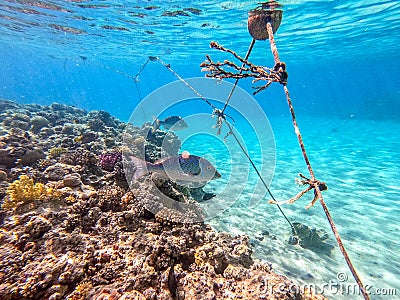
xmin=152 ymin=116 xmax=188 ymax=131
xmin=129 ymin=152 xmax=221 ymax=186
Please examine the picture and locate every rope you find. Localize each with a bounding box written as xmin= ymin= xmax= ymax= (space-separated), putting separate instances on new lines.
xmin=96 ymin=58 xmax=147 ymax=102
xmin=133 ymin=58 xmax=151 ymax=102
xmin=221 ymin=38 xmax=256 ymax=114
xmin=153 ymin=59 xmax=297 ymax=234
xmin=224 ymin=120 xmax=296 ymax=232
xmin=131 ymin=53 xmax=298 ymax=233
xmin=130 ymin=6 xmax=369 ymax=299
xmin=157 ymin=57 xmax=218 ymax=111
xmin=265 ymin=21 xmax=370 ymax=300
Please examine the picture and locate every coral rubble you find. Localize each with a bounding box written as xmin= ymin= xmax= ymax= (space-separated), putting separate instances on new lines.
xmin=0 ymin=100 xmax=325 ymax=300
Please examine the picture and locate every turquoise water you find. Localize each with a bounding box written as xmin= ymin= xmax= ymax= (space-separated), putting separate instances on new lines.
xmin=208 ymin=116 xmax=400 ymax=299
xmin=1 ymin=0 xmax=400 ymax=299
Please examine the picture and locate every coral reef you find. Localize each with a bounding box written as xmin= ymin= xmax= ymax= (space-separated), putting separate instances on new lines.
xmin=0 ymin=100 xmax=325 ymax=300
xmin=2 ymin=175 xmax=60 ymax=210
xmin=0 ymin=133 xmax=45 ymax=168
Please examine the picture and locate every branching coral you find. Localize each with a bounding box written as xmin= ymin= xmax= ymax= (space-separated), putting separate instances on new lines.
xmin=2 ymin=175 xmax=61 ymax=210
xmin=98 ymin=150 xmax=122 ymax=172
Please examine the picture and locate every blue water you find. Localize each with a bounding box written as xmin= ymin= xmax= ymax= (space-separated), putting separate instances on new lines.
xmin=1 ymin=1 xmax=400 ymax=299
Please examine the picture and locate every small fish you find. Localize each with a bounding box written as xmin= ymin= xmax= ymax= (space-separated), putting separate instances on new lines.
xmin=152 ymin=116 xmax=188 ymax=131
xmin=74 ymin=132 xmax=96 ymax=143
xmin=129 ymin=153 xmax=221 ymax=186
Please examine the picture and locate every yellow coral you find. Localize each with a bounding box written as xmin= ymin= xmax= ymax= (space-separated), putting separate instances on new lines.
xmin=65 ymin=195 xmax=76 ymax=204
xmin=2 ymin=175 xmax=61 ymax=210
xmin=74 ymin=135 xmax=83 ymax=143
xmin=194 ymin=249 xmax=207 ymax=266
xmin=48 ymin=147 xmax=67 ymax=158
xmin=67 ymin=281 xmax=93 ymax=300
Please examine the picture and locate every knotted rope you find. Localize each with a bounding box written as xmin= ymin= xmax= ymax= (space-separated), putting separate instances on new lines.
xmin=201 ymin=3 xmax=370 ymax=299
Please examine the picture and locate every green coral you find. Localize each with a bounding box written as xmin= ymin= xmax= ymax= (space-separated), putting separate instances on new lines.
xmin=2 ymin=175 xmax=60 ymax=210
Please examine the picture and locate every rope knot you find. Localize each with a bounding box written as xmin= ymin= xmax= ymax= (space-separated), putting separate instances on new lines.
xmin=297 ymin=174 xmax=327 ymax=191
xmin=269 ymin=173 xmax=327 ymax=209
xmin=213 ymin=108 xmax=226 ymax=120
xmin=212 ymin=108 xmax=226 ymax=135
xmin=296 ymin=173 xmax=328 ymax=209
xmin=273 ymin=62 xmax=288 ymax=84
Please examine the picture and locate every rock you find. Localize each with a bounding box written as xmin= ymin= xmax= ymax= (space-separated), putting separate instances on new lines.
xmin=87 ymin=110 xmax=117 ymax=128
xmin=25 ymin=216 xmax=51 ymax=239
xmin=0 ymin=170 xmax=7 ymax=181
xmin=87 ymin=118 xmax=105 ymax=131
xmin=31 ymin=116 xmax=49 ymax=133
xmin=0 ymin=148 xmax=15 ymax=167
xmin=0 ymin=134 xmax=45 ymax=168
xmin=10 ymin=119 xmax=30 ymax=130
xmin=63 ymin=174 xmax=82 ymax=188
xmin=289 ymin=222 xmax=331 ymax=250
xmin=44 ymin=164 xmax=67 ymax=181
xmin=180 ymin=272 xmax=216 ymax=299
xmin=0 ymin=99 xmax=20 ymax=110
xmin=39 ymin=127 xmax=54 ymax=137
xmin=61 ymin=123 xmax=75 ymax=135
xmin=20 ymin=149 xmax=46 ymax=165
xmin=12 ymin=112 xmax=30 ymax=122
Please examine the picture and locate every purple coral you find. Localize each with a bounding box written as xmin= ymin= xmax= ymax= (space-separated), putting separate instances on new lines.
xmin=98 ymin=151 xmax=122 ymax=172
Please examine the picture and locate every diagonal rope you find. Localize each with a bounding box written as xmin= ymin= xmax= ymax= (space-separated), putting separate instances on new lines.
xmin=221 ymin=38 xmax=256 ymax=114
xmin=157 ymin=58 xmax=218 ymax=111
xmin=133 ymin=57 xmax=155 ymax=102
xmin=265 ymin=21 xmax=370 ymax=300
xmin=153 ymin=60 xmax=297 ymax=234
xmin=131 ymin=54 xmax=297 ymax=233
xmin=224 ymin=120 xmax=296 ymax=232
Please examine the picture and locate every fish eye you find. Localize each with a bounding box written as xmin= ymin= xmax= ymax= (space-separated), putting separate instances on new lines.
xmin=207 ymin=165 xmax=212 ymax=170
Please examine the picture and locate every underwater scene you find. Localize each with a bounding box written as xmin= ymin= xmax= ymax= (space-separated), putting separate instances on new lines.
xmin=0 ymin=0 xmax=399 ymax=299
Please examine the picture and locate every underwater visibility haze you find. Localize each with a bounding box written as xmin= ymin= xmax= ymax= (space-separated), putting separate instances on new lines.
xmin=0 ymin=0 xmax=400 ymax=299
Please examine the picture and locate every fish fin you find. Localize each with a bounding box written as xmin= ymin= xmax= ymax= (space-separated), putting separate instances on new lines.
xmin=129 ymin=156 xmax=150 ymax=181
xmin=152 ymin=117 xmax=161 ymax=131
xmin=154 ymin=156 xmax=170 ymax=164
xmin=202 ymin=192 xmax=217 ymax=201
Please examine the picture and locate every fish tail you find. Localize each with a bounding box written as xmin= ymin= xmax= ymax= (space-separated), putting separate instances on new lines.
xmin=168 ymin=258 xmax=177 ymax=299
xmin=129 ymin=156 xmax=152 ymax=181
